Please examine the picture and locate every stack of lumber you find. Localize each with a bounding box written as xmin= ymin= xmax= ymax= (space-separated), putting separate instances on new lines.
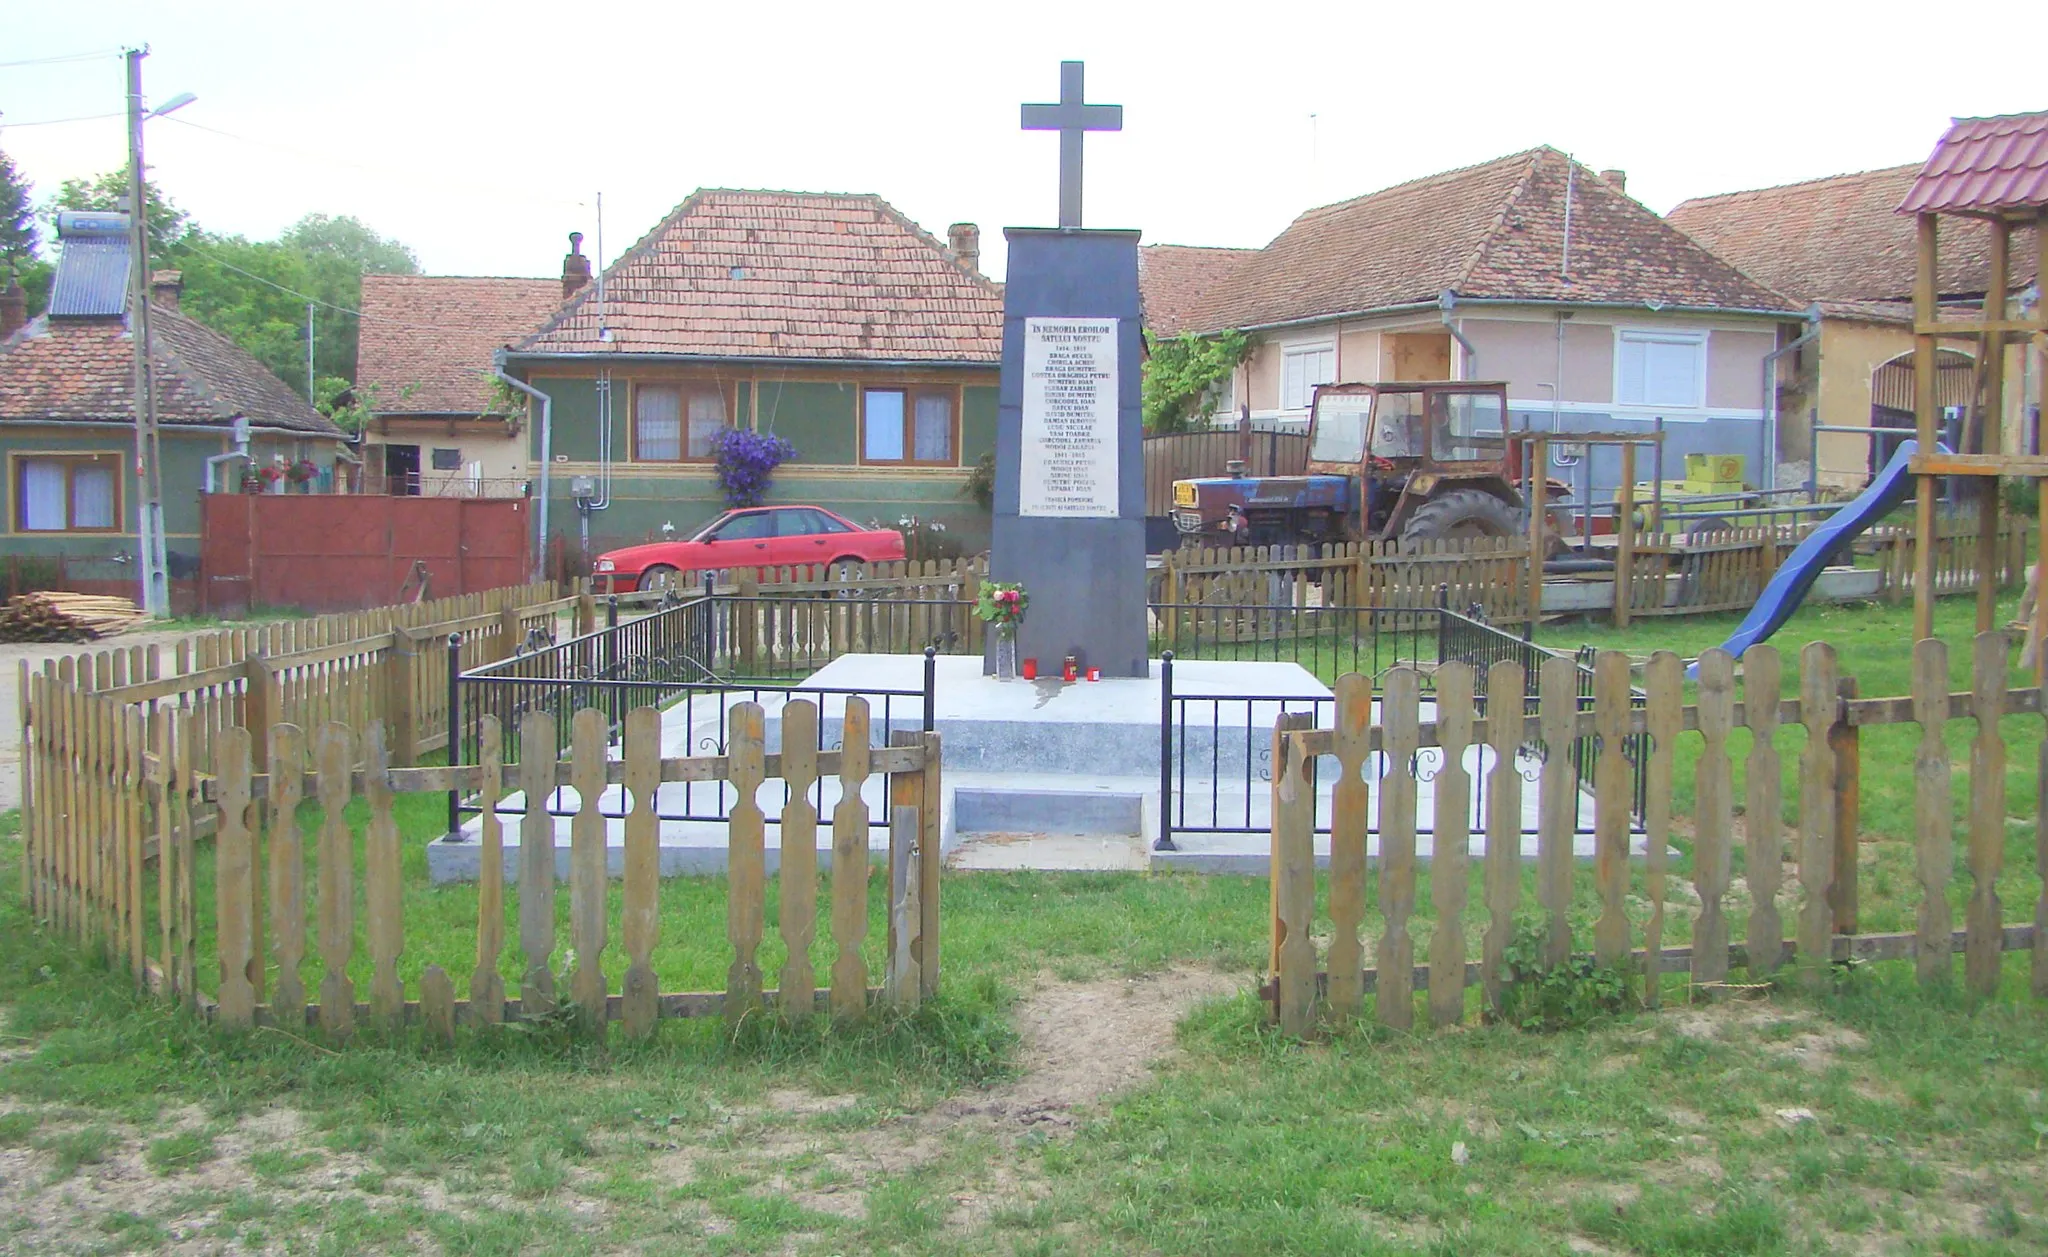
xmin=0 ymin=592 xmax=149 ymax=642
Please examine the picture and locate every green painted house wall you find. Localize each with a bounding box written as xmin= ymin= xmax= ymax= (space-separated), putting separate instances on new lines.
xmin=514 ymin=367 xmax=999 ymax=561
xmin=0 ymin=426 xmax=326 ymax=583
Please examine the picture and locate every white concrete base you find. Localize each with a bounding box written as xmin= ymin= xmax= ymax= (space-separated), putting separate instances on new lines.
xmin=425 ymin=653 xmax=1632 ymax=882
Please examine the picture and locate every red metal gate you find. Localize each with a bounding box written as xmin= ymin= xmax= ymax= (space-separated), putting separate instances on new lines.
xmin=200 ymin=494 xmax=531 ymax=614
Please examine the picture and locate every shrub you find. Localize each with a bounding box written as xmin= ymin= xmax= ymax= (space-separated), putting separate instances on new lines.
xmin=1495 ymin=916 xmax=1632 ymax=1031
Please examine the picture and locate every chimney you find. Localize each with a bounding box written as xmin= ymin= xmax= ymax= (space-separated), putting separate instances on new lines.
xmin=0 ymin=272 xmax=24 ymax=339
xmin=947 ymin=222 xmax=981 ymax=276
xmin=562 ymin=231 xmax=592 ymax=298
xmin=1600 ymin=169 xmax=1627 ymax=195
xmin=150 ymin=269 xmax=183 ymax=312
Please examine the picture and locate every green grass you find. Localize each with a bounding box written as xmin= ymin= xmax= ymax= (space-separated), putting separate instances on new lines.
xmin=2 ymin=594 xmax=2045 ymax=1252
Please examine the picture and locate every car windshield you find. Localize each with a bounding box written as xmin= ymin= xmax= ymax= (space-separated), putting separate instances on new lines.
xmin=1309 ymin=393 xmax=1371 ymax=462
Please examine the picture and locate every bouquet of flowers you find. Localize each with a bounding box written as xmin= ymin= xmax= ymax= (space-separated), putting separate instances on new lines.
xmin=259 ymin=463 xmax=287 ymax=485
xmin=285 ymin=458 xmax=319 ymax=485
xmin=973 ymin=581 xmax=1028 ymax=636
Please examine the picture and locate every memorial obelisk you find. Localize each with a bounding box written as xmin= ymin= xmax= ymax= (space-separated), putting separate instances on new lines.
xmin=988 ymin=61 xmax=1149 ymax=678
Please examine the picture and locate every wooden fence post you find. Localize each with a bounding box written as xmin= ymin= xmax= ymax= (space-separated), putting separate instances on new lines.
xmin=1965 ymin=631 xmax=2008 ymax=995
xmin=1273 ymin=721 xmax=1317 ymax=1036
xmin=496 ymin=603 xmax=521 ymax=663
xmin=1614 ymin=444 xmax=1635 ymax=628
xmin=1829 ymin=675 xmax=1861 ymax=935
xmin=1526 ymin=437 xmax=1548 ymax=628
xmin=1797 ymin=643 xmax=1840 ymax=991
xmin=385 ymin=626 xmax=418 ymax=767
xmin=244 ymin=655 xmax=274 ymax=773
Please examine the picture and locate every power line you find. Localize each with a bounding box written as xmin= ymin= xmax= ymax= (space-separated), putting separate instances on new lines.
xmin=0 ymin=110 xmax=124 ymax=129
xmin=0 ymin=49 xmax=121 ymax=70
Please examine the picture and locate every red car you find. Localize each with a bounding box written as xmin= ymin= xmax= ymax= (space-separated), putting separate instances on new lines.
xmin=592 ymin=506 xmax=907 ymax=593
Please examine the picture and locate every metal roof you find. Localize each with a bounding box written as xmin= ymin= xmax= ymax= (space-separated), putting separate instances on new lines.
xmin=46 ymin=212 xmax=132 ymax=318
xmin=1897 ymin=112 xmax=2048 ymax=217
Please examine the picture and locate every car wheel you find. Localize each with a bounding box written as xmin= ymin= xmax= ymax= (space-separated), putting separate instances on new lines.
xmin=640 ymin=564 xmax=683 ymax=594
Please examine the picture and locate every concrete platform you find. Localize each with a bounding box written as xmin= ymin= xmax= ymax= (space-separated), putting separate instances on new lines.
xmin=425 ymin=653 xmax=1623 ymax=882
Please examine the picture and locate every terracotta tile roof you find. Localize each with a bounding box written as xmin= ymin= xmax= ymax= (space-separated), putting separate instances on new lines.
xmin=516 ymin=190 xmax=1002 ymax=363
xmin=0 ymin=306 xmax=341 ymax=435
xmin=357 ymin=274 xmax=564 ymax=415
xmin=1138 ymin=245 xmax=1258 ymax=336
xmin=1669 ymin=165 xmax=2039 ymax=303
xmin=1899 ymin=111 xmax=2048 ymax=216
xmin=1172 ymin=148 xmax=1795 ymax=335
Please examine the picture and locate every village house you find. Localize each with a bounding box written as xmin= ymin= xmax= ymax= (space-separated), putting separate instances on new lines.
xmin=496 ymin=190 xmax=1003 ymax=565
xmin=0 ymin=212 xmax=344 ymax=610
xmin=1139 ymin=148 xmax=1805 ymax=496
xmin=1669 ymin=125 xmax=2044 ymax=489
xmin=354 ymin=270 xmax=565 ymax=496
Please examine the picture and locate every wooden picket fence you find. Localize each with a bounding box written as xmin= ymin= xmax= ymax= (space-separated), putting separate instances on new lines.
xmin=1160 ymin=539 xmax=1531 ymax=622
xmin=1268 ymin=636 xmax=2047 ymax=1034
xmin=21 ymin=694 xmax=940 ymax=1036
xmin=1869 ymin=517 xmax=2030 ymax=603
xmin=18 ymin=582 xmax=574 ymax=793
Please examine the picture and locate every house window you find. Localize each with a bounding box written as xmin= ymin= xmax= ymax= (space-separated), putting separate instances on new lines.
xmin=635 ymin=384 xmax=728 ymax=460
xmin=1281 ymin=344 xmax=1336 ymax=411
xmin=1616 ymin=330 xmax=1705 ymax=408
xmin=862 ymin=389 xmax=956 ymax=465
xmin=430 ymin=448 xmax=463 ymax=471
xmin=15 ymin=455 xmax=120 ymax=533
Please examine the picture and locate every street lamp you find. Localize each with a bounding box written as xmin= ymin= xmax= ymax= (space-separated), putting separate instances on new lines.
xmin=125 ymin=48 xmax=195 ymax=618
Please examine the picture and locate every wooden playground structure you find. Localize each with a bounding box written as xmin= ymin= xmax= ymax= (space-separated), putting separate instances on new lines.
xmin=1899 ymin=115 xmax=2048 ymax=664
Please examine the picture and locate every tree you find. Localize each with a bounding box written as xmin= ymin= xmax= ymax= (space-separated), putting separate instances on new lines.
xmin=1141 ymin=328 xmax=1253 ymax=433
xmin=0 ymin=147 xmax=51 ymax=317
xmin=0 ymin=148 xmax=38 ymax=267
xmin=50 ymin=170 xmax=189 ymax=263
xmin=41 ymin=168 xmax=420 ymax=393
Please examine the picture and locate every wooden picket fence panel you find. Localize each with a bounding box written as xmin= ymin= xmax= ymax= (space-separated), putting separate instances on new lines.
xmin=21 ymin=689 xmax=940 ymax=1035
xmin=1869 ymin=517 xmax=2029 ymax=603
xmin=18 ymin=582 xmax=572 ymax=791
xmin=1160 ymin=539 xmax=1530 ymax=623
xmin=717 ymin=559 xmax=989 ymax=674
xmin=1268 ymin=635 xmax=2048 ymax=1034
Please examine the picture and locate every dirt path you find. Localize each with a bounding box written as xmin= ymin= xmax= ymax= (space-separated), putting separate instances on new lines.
xmin=0 ymin=968 xmax=1249 ymax=1251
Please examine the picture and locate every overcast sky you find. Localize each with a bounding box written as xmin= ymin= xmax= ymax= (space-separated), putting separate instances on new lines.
xmin=5 ymin=1 xmax=2044 ymax=287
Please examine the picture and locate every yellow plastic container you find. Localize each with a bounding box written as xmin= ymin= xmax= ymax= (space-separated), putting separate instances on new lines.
xmin=1685 ymin=453 xmax=1745 ymax=485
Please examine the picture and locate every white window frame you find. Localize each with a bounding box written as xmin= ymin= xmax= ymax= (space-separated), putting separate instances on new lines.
xmin=1613 ymin=327 xmax=1706 ymax=410
xmin=1280 ymin=342 xmax=1336 ymax=412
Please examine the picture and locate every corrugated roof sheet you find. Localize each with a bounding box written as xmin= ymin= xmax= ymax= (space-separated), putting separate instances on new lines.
xmin=1898 ymin=111 xmax=2048 ymax=216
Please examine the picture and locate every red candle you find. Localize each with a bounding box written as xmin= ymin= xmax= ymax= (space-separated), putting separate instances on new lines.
xmin=1062 ymin=656 xmax=1077 ymax=681
xmin=1087 ymin=666 xmax=1101 ymax=682
xmin=1021 ymin=658 xmax=1038 ymax=680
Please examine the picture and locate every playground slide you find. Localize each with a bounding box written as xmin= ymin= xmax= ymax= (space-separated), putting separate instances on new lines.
xmin=1702 ymin=439 xmax=1940 ymax=668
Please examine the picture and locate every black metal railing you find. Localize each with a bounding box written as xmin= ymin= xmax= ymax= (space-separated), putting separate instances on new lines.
xmin=446 ymin=593 xmax=936 ymax=836
xmin=1156 ymin=599 xmax=1649 ymax=848
xmin=707 ymin=595 xmax=979 ymax=681
xmin=1148 ymin=599 xmax=1443 ymax=681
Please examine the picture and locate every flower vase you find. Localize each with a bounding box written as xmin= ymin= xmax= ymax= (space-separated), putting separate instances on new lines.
xmin=994 ymin=627 xmax=1017 ymax=681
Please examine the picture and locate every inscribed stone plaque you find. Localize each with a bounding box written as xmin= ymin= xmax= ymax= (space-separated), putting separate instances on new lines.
xmin=1019 ymin=317 xmax=1118 ymax=518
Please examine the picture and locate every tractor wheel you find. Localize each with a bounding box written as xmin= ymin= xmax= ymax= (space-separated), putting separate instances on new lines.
xmin=1400 ymin=489 xmax=1520 ymax=547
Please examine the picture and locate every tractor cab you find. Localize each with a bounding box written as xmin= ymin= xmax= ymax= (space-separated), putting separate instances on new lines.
xmin=1306 ymin=381 xmax=1522 ymax=542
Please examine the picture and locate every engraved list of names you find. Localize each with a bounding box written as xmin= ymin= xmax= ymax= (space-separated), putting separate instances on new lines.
xmin=1019 ymin=317 xmax=1119 ymax=518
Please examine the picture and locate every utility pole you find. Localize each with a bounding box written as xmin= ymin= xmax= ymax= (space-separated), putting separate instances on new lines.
xmin=306 ymin=302 xmax=315 ymax=401
xmin=125 ymin=47 xmax=169 ymax=618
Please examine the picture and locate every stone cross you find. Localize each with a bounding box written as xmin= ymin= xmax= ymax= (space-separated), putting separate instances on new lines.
xmin=1020 ymin=61 xmax=1122 ymax=229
